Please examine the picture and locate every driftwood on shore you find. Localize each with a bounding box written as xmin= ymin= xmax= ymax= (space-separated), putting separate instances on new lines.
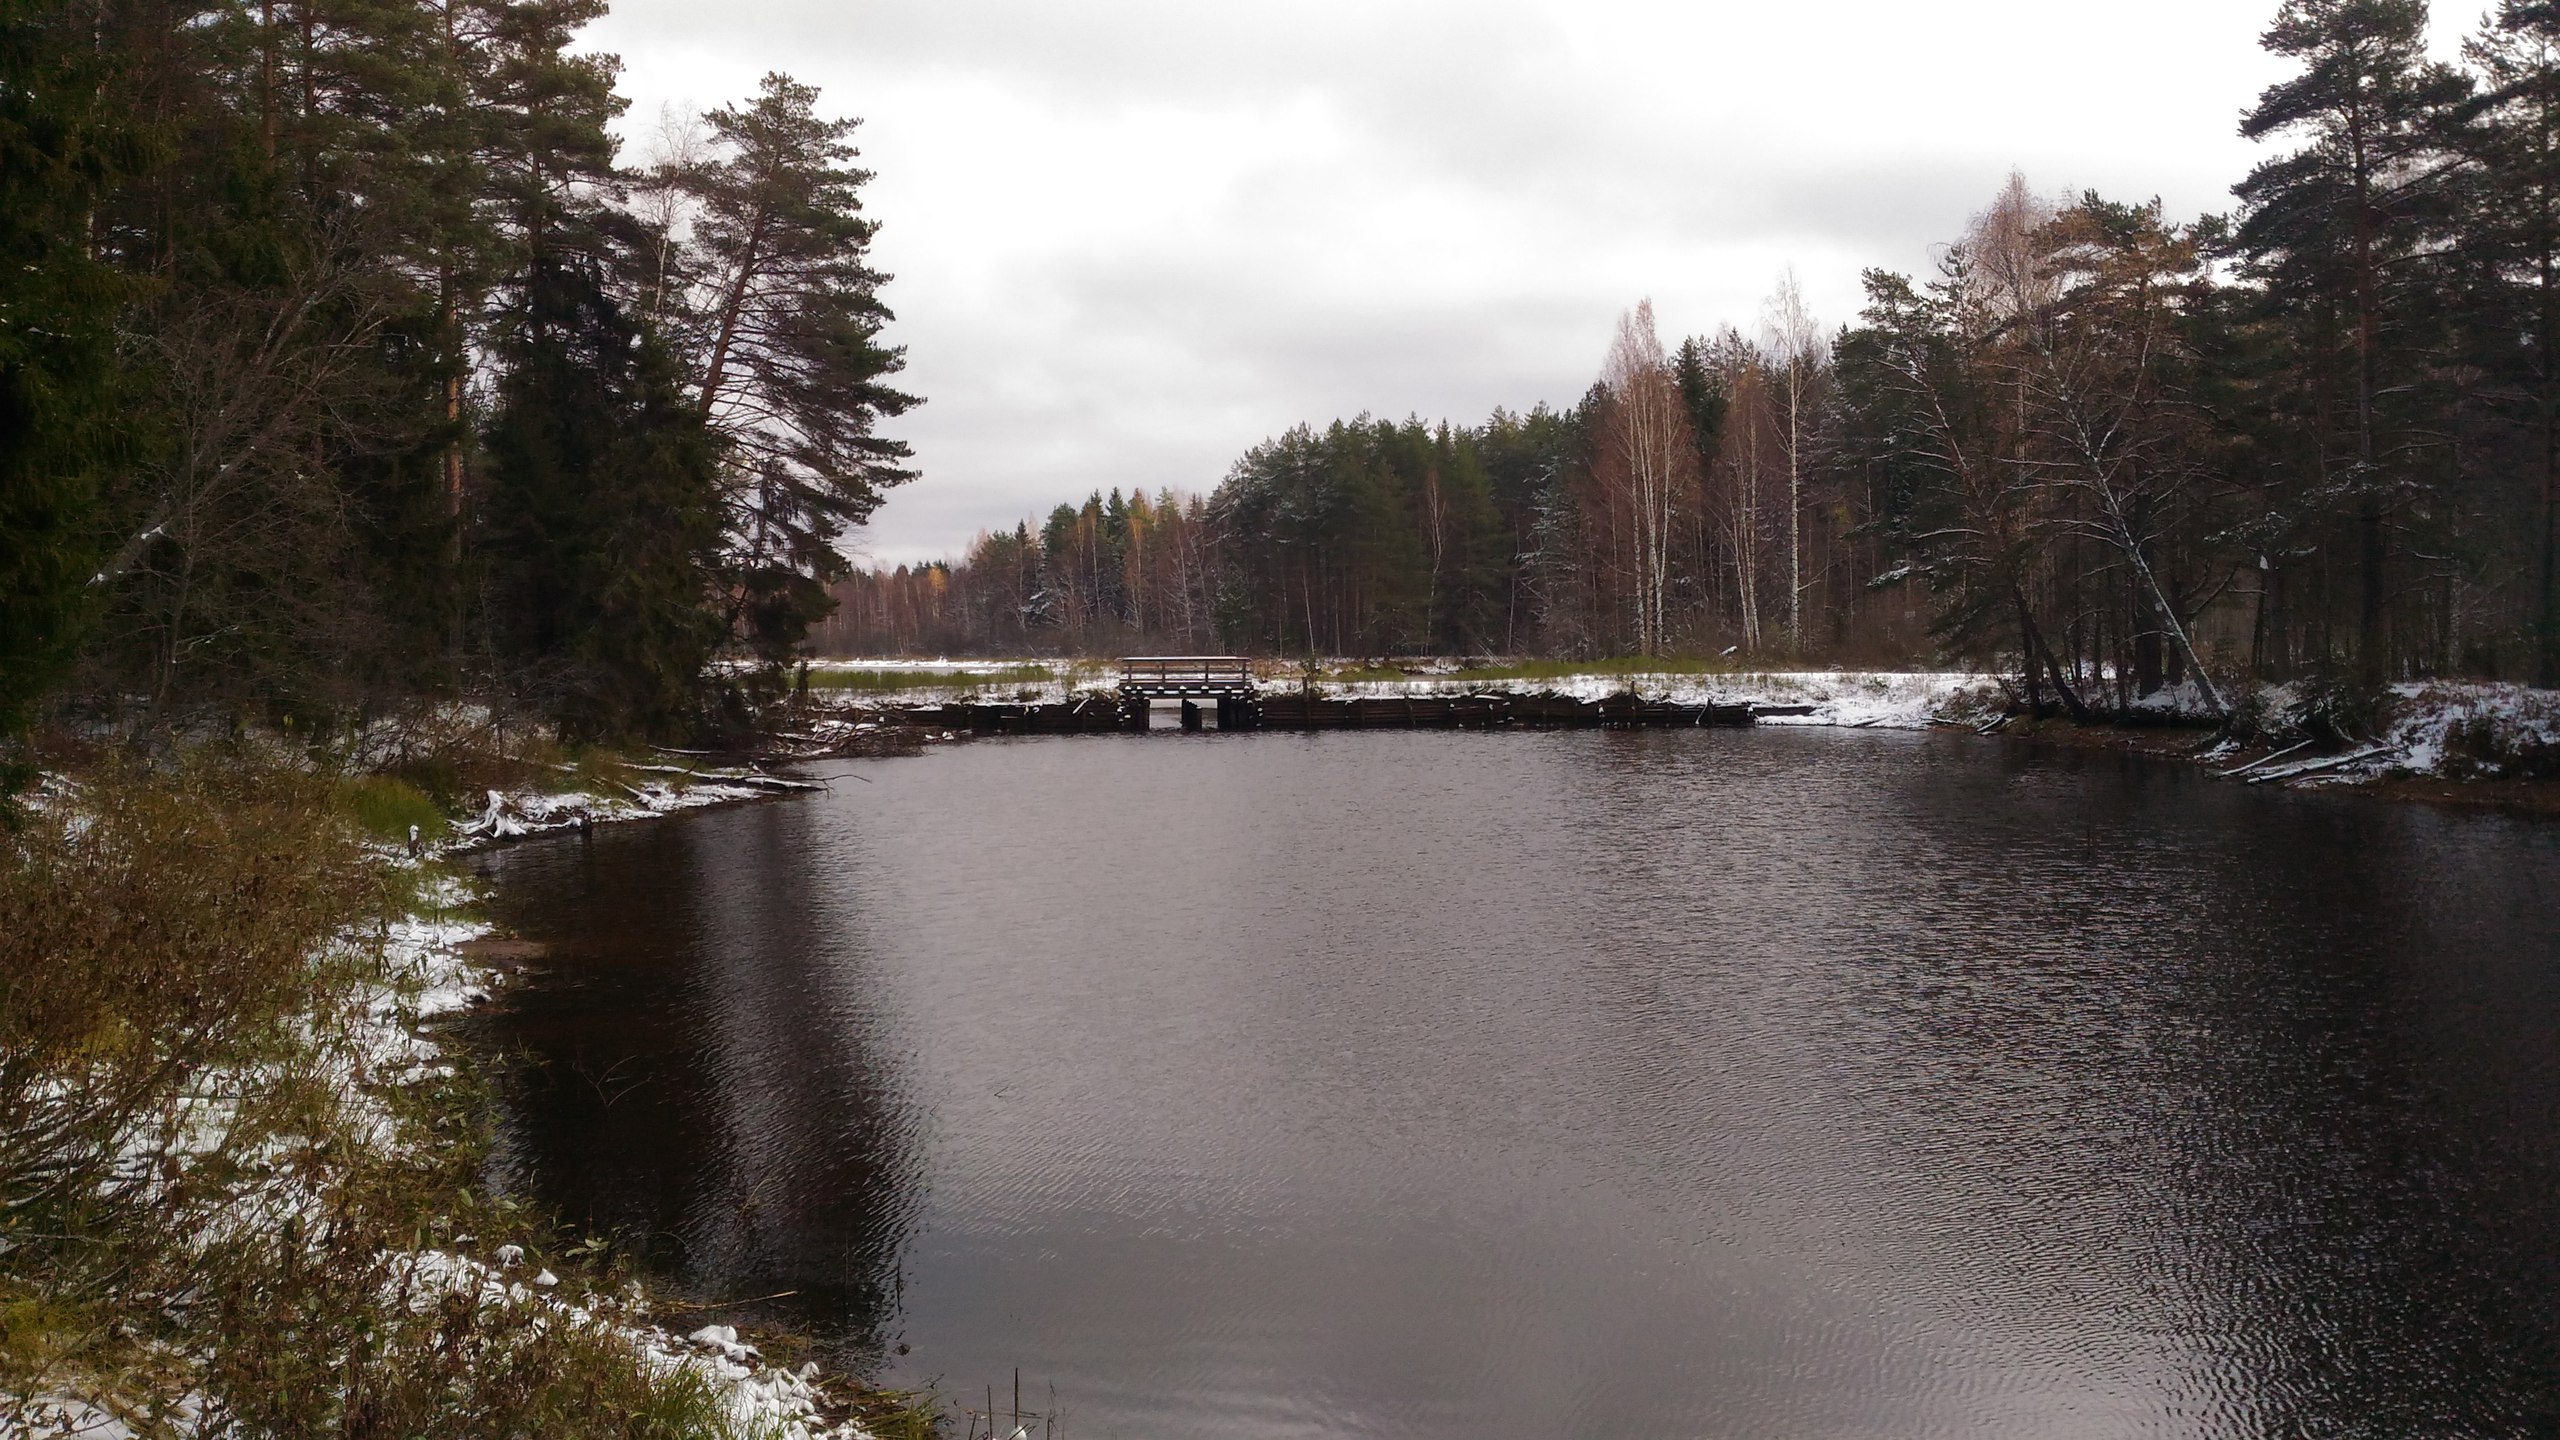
xmin=2243 ymin=742 xmax=2408 ymax=786
xmin=2216 ymin=739 xmax=2316 ymax=779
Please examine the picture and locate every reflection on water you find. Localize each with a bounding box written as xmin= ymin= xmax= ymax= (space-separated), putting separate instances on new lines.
xmin=471 ymin=728 xmax=2560 ymax=1438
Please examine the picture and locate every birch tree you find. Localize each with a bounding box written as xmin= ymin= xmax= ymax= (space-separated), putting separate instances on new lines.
xmin=1600 ymin=300 xmax=1688 ymax=654
xmin=1762 ymin=272 xmax=1827 ymax=653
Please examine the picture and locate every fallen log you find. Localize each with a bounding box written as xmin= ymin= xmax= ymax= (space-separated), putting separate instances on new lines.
xmin=2216 ymin=739 xmax=2314 ymax=779
xmin=2244 ymin=742 xmax=2405 ymax=786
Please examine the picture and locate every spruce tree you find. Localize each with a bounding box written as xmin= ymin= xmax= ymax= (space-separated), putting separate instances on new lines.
xmin=480 ymin=234 xmax=722 ymax=740
xmin=0 ymin=0 xmax=127 ymax=744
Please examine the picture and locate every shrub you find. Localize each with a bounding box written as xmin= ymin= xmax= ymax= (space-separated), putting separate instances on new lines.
xmin=2441 ymin=704 xmax=2560 ymax=781
xmin=0 ymin=758 xmax=377 ymax=1255
xmin=0 ymin=758 xmax=769 ymax=1438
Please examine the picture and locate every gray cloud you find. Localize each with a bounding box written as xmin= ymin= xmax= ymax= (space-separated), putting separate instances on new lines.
xmin=581 ymin=1 xmax=2467 ymax=567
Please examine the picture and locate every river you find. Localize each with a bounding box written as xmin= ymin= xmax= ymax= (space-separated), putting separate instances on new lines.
xmin=468 ymin=727 xmax=2560 ymax=1438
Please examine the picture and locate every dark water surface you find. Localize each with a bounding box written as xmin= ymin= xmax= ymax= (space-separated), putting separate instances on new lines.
xmin=470 ymin=728 xmax=2560 ymax=1438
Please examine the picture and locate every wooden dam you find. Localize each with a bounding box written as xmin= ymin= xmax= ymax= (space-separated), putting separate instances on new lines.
xmin=875 ymin=657 xmax=1798 ymax=735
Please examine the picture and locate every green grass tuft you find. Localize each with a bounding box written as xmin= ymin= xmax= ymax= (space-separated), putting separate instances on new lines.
xmin=805 ymin=664 xmax=1054 ymax=693
xmin=1446 ymin=655 xmax=1740 ymax=683
xmin=338 ymin=774 xmax=450 ymax=843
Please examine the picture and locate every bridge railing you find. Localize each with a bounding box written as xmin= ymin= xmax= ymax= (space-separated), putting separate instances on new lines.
xmin=1119 ymin=656 xmax=1254 ymax=692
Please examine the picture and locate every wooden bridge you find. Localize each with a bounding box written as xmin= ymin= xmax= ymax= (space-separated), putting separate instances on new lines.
xmin=1118 ymin=656 xmax=1256 ymax=698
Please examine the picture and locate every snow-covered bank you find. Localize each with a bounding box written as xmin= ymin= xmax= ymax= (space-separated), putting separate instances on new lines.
xmin=810 ymin=655 xmax=2559 ymax=799
xmin=2381 ymin=682 xmax=2560 ymax=778
xmin=454 ymin=768 xmax=814 ymax=844
xmin=814 ymin=659 xmax=2007 ymax=730
xmin=2205 ymin=681 xmax=2560 ymax=787
xmin=12 ymin=788 xmax=893 ymax=1440
xmin=1314 ymin=669 xmax=2005 ymax=730
xmin=385 ymin=825 xmax=897 ymax=1437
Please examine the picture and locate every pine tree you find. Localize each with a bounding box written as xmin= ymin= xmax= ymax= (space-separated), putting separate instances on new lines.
xmin=80 ymin=0 xmax=475 ymax=714
xmin=2235 ymin=0 xmax=2471 ymax=683
xmin=428 ymin=0 xmax=624 ymax=650
xmin=675 ymin=72 xmax=918 ymax=661
xmin=2459 ymin=1 xmax=2560 ymax=682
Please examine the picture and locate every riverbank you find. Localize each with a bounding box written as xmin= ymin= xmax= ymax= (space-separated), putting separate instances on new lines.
xmin=1998 ymin=682 xmax=2560 ymax=816
xmin=0 ymin=756 xmax=933 ymax=1439
xmin=806 ymin=661 xmax=2005 ymax=731
xmin=802 ymin=658 xmax=2558 ymax=808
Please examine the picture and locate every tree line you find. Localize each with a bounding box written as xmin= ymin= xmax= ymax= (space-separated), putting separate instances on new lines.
xmin=826 ymin=0 xmax=2560 ymax=706
xmin=1 ymin=0 xmax=912 ymax=746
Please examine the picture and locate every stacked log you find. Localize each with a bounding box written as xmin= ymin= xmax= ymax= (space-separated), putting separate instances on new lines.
xmin=877 ymin=691 xmax=1761 ymax=733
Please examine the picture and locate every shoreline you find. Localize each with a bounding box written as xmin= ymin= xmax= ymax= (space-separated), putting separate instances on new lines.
xmin=386 ymin=842 xmax=930 ymax=1438
xmin=790 ymin=664 xmax=2560 ymax=815
xmin=318 ymin=682 xmax=2545 ymax=1432
xmin=1988 ymin=716 xmax=2560 ymax=818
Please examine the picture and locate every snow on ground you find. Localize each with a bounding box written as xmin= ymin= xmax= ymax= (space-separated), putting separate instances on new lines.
xmin=27 ymin=801 xmax=880 ymax=1440
xmin=805 ymin=656 xmax=1081 ymax=675
xmin=805 ymin=658 xmax=2560 ymax=791
xmin=1316 ymin=670 xmax=2005 ymax=730
xmin=2373 ymin=682 xmax=2560 ymax=782
xmin=803 ymin=656 xmax=1101 ymax=706
xmin=452 ymin=770 xmax=812 ymax=844
xmin=366 ymin=1249 xmax=865 ymax=1440
xmin=813 ymin=659 xmax=2007 ymax=729
xmin=2191 ymin=680 xmax=2559 ymax=787
xmin=363 ymin=863 xmax=882 ymax=1438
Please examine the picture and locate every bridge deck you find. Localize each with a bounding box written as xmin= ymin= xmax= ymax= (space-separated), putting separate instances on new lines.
xmin=1120 ymin=655 xmax=1256 ymax=697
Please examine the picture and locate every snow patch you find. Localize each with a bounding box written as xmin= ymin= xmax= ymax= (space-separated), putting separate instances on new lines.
xmin=1320 ymin=669 xmax=2002 ymax=730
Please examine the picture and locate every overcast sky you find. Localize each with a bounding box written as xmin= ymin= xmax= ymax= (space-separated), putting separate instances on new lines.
xmin=587 ymin=1 xmax=2467 ymax=568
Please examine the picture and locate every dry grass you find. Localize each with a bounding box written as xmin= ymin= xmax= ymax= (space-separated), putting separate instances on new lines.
xmin=0 ymin=756 xmax=788 ymax=1438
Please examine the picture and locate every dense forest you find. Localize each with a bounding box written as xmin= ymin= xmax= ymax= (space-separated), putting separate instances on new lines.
xmin=824 ymin=0 xmax=2560 ymax=706
xmin=1 ymin=0 xmax=911 ymax=748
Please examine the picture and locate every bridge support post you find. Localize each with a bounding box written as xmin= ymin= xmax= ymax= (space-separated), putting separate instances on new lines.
xmin=1180 ymin=700 xmax=1203 ymax=731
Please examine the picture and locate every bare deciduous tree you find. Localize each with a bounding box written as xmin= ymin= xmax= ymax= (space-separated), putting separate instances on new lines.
xmin=1601 ymin=300 xmax=1689 ymax=654
xmin=90 ymin=211 xmax=418 ymax=712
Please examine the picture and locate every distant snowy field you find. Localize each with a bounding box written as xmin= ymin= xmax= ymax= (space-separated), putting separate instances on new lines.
xmin=1318 ymin=670 xmax=2004 ymax=730
xmin=808 ymin=660 xmax=2002 ymax=729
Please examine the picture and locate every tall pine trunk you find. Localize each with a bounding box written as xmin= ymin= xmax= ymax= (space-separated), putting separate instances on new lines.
xmin=2350 ymin=111 xmax=2389 ymax=689
xmin=2541 ymin=234 xmax=2560 ymax=685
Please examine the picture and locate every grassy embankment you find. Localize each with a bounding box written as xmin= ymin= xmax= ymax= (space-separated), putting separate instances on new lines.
xmin=0 ymin=753 xmax=937 ymax=1438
